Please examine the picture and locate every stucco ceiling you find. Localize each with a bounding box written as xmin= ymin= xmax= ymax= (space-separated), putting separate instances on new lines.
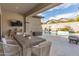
xmin=0 ymin=3 xmax=39 ymax=14
xmin=0 ymin=3 xmax=61 ymax=16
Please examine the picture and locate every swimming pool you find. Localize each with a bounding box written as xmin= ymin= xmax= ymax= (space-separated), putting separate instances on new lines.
xmin=42 ymin=31 xmax=69 ymax=36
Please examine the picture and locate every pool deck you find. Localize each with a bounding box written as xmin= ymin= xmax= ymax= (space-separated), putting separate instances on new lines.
xmin=38 ymin=35 xmax=79 ymax=56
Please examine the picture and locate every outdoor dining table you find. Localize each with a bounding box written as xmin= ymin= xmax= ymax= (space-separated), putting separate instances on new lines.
xmin=14 ymin=34 xmax=46 ymax=56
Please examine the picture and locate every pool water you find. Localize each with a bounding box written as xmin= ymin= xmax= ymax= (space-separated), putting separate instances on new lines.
xmin=43 ymin=31 xmax=57 ymax=36
xmin=42 ymin=31 xmax=69 ymax=36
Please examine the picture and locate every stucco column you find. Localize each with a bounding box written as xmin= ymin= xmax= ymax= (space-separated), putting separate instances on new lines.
xmin=0 ymin=15 xmax=1 ymax=41
xmin=23 ymin=16 xmax=26 ymax=33
xmin=0 ymin=7 xmax=1 ymax=41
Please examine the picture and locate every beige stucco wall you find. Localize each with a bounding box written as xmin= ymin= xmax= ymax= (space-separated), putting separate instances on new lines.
xmin=2 ymin=11 xmax=24 ymax=35
xmin=1 ymin=11 xmax=42 ymax=35
xmin=26 ymin=16 xmax=42 ymax=34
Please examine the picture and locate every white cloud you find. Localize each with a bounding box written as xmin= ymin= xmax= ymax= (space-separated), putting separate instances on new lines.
xmin=37 ymin=13 xmax=43 ymax=16
xmin=37 ymin=3 xmax=77 ymax=17
xmin=47 ymin=3 xmax=79 ymax=12
xmin=48 ymin=12 xmax=79 ymax=20
xmin=62 ymin=4 xmax=72 ymax=8
xmin=47 ymin=3 xmax=72 ymax=12
xmin=55 ymin=12 xmax=75 ymax=18
xmin=47 ymin=6 xmax=59 ymax=11
xmin=48 ymin=17 xmax=57 ymax=20
xmin=41 ymin=18 xmax=47 ymax=22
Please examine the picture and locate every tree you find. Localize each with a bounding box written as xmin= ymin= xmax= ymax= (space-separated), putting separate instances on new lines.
xmin=76 ymin=15 xmax=79 ymax=21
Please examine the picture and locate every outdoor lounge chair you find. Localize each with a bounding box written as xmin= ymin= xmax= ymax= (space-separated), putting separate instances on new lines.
xmin=32 ymin=41 xmax=52 ymax=56
xmin=68 ymin=35 xmax=79 ymax=44
xmin=0 ymin=42 xmax=21 ymax=56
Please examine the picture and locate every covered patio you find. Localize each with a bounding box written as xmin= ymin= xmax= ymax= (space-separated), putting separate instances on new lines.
xmin=0 ymin=3 xmax=61 ymax=56
xmin=1 ymin=3 xmax=79 ymax=56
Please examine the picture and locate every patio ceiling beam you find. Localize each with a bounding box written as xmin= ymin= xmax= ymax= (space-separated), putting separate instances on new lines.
xmin=24 ymin=3 xmax=62 ymax=17
xmin=24 ymin=3 xmax=50 ymax=16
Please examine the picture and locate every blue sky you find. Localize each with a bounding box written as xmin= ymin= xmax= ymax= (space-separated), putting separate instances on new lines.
xmin=37 ymin=3 xmax=79 ymax=22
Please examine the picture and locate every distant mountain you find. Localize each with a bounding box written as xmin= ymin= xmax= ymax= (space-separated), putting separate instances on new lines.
xmin=46 ymin=18 xmax=75 ymax=24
